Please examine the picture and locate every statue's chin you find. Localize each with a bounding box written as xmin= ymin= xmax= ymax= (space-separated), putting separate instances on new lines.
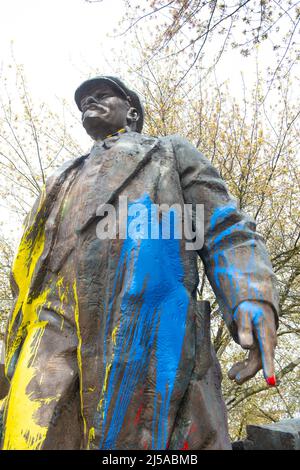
xmin=82 ymin=114 xmax=104 ymax=136
xmin=82 ymin=112 xmax=123 ymax=139
xmin=82 ymin=111 xmax=102 ymax=126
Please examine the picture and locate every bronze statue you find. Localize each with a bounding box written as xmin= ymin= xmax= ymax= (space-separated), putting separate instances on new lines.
xmin=0 ymin=76 xmax=278 ymax=450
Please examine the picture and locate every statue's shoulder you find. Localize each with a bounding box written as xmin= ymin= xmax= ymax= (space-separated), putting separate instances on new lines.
xmin=123 ymin=132 xmax=199 ymax=160
xmin=135 ymin=132 xmax=191 ymax=149
xmin=122 ymin=131 xmax=191 ymax=147
xmin=167 ymin=134 xmax=196 ymax=149
xmin=126 ymin=131 xmax=158 ymax=147
xmin=158 ymin=135 xmax=204 ymax=164
xmin=159 ymin=134 xmax=210 ymax=172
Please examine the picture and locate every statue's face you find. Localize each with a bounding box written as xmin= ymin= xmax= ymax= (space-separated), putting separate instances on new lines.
xmin=80 ymin=83 xmax=131 ymax=140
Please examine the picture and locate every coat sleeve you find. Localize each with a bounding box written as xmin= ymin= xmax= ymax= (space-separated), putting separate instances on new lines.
xmin=170 ymin=134 xmax=279 ymax=342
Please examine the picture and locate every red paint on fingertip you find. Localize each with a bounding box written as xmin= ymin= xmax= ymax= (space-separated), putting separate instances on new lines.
xmin=266 ymin=375 xmax=276 ymax=387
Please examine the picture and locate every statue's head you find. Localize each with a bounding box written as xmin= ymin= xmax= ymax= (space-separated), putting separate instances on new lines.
xmin=74 ymin=76 xmax=144 ymax=140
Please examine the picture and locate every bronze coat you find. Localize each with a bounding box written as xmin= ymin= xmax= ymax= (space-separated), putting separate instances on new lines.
xmin=1 ymin=131 xmax=278 ymax=450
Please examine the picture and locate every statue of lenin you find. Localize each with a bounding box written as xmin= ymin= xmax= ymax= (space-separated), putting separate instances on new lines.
xmin=0 ymin=76 xmax=278 ymax=450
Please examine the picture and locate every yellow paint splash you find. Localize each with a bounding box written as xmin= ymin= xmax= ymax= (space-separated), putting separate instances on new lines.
xmin=57 ymin=274 xmax=69 ymax=306
xmin=87 ymin=427 xmax=95 ymax=449
xmin=2 ymin=188 xmax=57 ymax=449
xmin=112 ymin=325 xmax=118 ymax=345
xmin=73 ymin=280 xmax=87 ymax=438
xmin=5 ymin=189 xmax=46 ymax=375
xmin=55 ymin=274 xmax=70 ymax=330
xmin=3 ymin=321 xmax=51 ymax=450
xmin=95 ymin=322 xmax=120 ymax=430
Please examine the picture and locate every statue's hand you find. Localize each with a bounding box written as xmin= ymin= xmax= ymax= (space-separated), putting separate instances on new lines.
xmin=228 ymin=301 xmax=277 ymax=386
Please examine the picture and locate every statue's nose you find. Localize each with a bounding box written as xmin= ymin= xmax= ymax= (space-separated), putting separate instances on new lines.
xmin=81 ymin=95 xmax=98 ymax=110
xmin=86 ymin=95 xmax=97 ymax=104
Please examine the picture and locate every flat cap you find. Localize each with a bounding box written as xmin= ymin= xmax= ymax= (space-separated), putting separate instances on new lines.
xmin=74 ymin=76 xmax=144 ymax=133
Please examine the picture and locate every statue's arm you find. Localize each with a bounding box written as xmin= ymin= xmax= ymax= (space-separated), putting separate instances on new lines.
xmin=171 ymin=134 xmax=278 ymax=384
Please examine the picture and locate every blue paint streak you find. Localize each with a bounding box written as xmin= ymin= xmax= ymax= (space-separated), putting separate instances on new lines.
xmin=96 ymin=194 xmax=189 ymax=449
xmin=207 ymin=202 xmax=264 ymax=316
xmin=210 ymin=202 xmax=237 ymax=231
xmin=207 ymin=203 xmax=269 ymax=377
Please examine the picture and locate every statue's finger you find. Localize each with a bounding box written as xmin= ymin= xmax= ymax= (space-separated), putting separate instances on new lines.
xmin=254 ymin=315 xmax=277 ymax=386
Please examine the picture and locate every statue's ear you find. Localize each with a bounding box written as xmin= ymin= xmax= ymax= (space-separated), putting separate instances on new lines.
xmin=127 ymin=107 xmax=139 ymax=127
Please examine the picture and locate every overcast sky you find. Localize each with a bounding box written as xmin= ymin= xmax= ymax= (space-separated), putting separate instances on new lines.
xmin=1 ymin=0 xmax=287 ymax=106
xmin=0 ymin=0 xmax=128 ymax=102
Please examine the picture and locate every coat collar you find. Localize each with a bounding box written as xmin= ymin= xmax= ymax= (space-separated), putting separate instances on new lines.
xmin=77 ymin=134 xmax=160 ymax=233
xmin=94 ymin=126 xmax=131 ymax=150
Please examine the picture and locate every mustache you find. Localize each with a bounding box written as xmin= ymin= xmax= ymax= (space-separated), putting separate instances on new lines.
xmin=81 ymin=104 xmax=109 ymax=122
xmin=82 ymin=102 xmax=107 ymax=112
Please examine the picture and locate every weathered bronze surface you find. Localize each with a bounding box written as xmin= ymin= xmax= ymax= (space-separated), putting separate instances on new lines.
xmin=0 ymin=77 xmax=278 ymax=450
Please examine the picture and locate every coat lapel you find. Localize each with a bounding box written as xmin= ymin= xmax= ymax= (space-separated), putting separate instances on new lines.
xmin=76 ymin=134 xmax=160 ymax=233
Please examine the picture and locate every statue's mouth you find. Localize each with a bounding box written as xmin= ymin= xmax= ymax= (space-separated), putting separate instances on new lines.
xmin=82 ymin=103 xmax=99 ymax=113
xmin=82 ymin=104 xmax=109 ymax=122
